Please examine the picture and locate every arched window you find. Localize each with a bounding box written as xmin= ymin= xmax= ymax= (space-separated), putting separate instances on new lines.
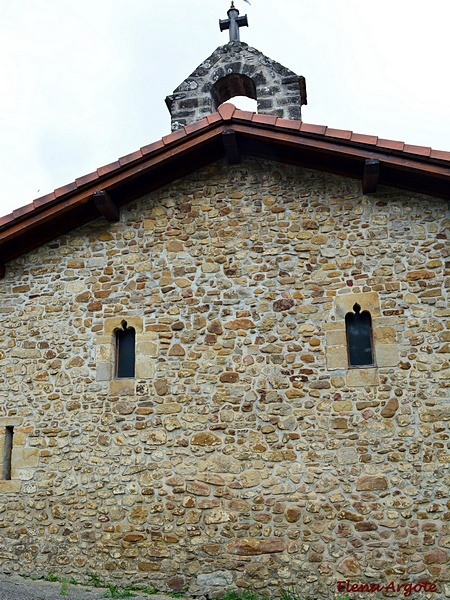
xmin=115 ymin=321 xmax=135 ymax=378
xmin=211 ymin=73 xmax=257 ymax=112
xmin=345 ymin=303 xmax=374 ymax=367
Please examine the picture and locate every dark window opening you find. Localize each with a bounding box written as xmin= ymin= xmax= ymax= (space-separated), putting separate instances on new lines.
xmin=345 ymin=303 xmax=374 ymax=367
xmin=116 ymin=321 xmax=135 ymax=378
xmin=2 ymin=426 xmax=14 ymax=480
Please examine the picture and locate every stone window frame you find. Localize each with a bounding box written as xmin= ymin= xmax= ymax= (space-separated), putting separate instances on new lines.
xmin=325 ymin=292 xmax=398 ymax=387
xmin=0 ymin=418 xmax=38 ymax=493
xmin=95 ymin=316 xmax=157 ymax=394
xmin=345 ymin=303 xmax=375 ymax=368
xmin=115 ymin=320 xmax=136 ymax=379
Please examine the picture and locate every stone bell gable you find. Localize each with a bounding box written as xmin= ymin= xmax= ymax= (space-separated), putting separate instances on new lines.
xmin=165 ymin=42 xmax=307 ymax=130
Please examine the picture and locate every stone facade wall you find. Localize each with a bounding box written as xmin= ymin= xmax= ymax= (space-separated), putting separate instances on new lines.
xmin=0 ymin=158 xmax=449 ymax=597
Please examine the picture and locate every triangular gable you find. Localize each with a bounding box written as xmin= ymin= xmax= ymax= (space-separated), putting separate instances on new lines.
xmin=0 ymin=103 xmax=449 ymax=277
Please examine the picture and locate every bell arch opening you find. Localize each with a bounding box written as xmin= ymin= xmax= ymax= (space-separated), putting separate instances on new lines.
xmin=212 ymin=73 xmax=257 ymax=112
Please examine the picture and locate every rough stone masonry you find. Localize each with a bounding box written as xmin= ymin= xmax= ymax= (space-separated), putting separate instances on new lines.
xmin=0 ymin=158 xmax=449 ymax=597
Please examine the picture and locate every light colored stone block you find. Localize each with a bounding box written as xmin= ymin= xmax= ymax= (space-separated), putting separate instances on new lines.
xmin=323 ymin=322 xmax=342 ymax=331
xmin=0 ymin=418 xmax=23 ymax=427
xmin=104 ymin=315 xmax=143 ymax=335
xmin=346 ymin=368 xmax=379 ymax=387
xmin=0 ymin=480 xmax=21 ymax=493
xmin=12 ymin=447 xmax=39 ymax=469
xmin=93 ymin=335 xmax=113 ymax=345
xmin=96 ymin=344 xmax=112 ymax=361
xmin=12 ymin=432 xmax=26 ymax=446
xmin=135 ymin=359 xmax=154 ymax=379
xmin=334 ymin=291 xmax=381 ymax=319
xmin=373 ymin=327 xmax=396 ymax=344
xmin=109 ymin=378 xmax=135 ymax=395
xmin=326 ymin=346 xmax=348 ymax=370
xmin=139 ymin=331 xmax=158 ymax=342
xmin=326 ymin=329 xmax=346 ymax=346
xmin=96 ymin=361 xmax=112 ymax=382
xmin=12 ymin=468 xmax=35 ymax=481
xmin=375 ymin=344 xmax=399 ymax=367
xmin=136 ymin=341 xmax=158 ymax=358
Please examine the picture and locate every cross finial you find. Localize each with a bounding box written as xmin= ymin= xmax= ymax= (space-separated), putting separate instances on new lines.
xmin=219 ymin=2 xmax=249 ymax=42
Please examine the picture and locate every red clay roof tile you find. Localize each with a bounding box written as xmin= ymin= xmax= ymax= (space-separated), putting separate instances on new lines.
xmin=233 ymin=109 xmax=256 ymax=121
xmin=351 ymin=133 xmax=378 ymax=145
xmin=75 ymin=171 xmax=99 ymax=188
xmin=218 ymin=103 xmax=236 ymax=120
xmin=404 ymin=144 xmax=431 ymax=157
xmin=251 ymin=113 xmax=277 ymax=126
xmin=300 ymin=123 xmax=327 ymax=135
xmin=140 ymin=139 xmax=165 ymax=156
xmin=12 ymin=203 xmax=35 ymax=219
xmin=162 ymin=128 xmax=187 ymax=145
xmin=206 ymin=112 xmax=222 ymax=125
xmin=119 ymin=149 xmax=143 ymax=166
xmin=431 ymin=149 xmax=450 ymax=161
xmin=325 ymin=127 xmax=352 ymax=140
xmin=0 ymin=213 xmax=14 ymax=227
xmin=275 ymin=117 xmax=302 ymax=131
xmin=376 ymin=139 xmax=405 ymax=151
xmin=184 ymin=117 xmax=211 ymax=135
xmin=97 ymin=161 xmax=122 ymax=177
xmin=33 ymin=192 xmax=57 ymax=209
xmin=54 ymin=182 xmax=77 ymax=198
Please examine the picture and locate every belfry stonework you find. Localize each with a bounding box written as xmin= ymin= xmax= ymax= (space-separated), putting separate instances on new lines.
xmin=165 ymin=4 xmax=306 ymax=131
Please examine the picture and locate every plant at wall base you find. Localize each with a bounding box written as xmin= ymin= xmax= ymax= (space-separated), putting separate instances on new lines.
xmin=103 ymin=583 xmax=136 ymax=598
xmin=131 ymin=586 xmax=160 ymax=595
xmin=280 ymin=588 xmax=314 ymax=600
xmin=221 ymin=589 xmax=270 ymax=600
xmin=168 ymin=584 xmax=189 ymax=598
xmin=87 ymin=571 xmax=105 ymax=587
xmin=60 ymin=578 xmax=69 ymax=596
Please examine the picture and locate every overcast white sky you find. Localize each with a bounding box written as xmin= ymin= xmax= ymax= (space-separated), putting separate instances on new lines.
xmin=1 ymin=0 xmax=448 ymax=218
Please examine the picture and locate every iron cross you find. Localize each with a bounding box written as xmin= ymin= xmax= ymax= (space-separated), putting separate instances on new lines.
xmin=219 ymin=2 xmax=248 ymax=42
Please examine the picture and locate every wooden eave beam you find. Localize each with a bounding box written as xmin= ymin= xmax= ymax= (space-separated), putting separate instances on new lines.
xmin=0 ymin=127 xmax=225 ymax=249
xmin=93 ymin=190 xmax=120 ymax=222
xmin=1 ymin=118 xmax=450 ymax=265
xmin=362 ymin=159 xmax=380 ymax=194
xmin=230 ymin=123 xmax=450 ymax=197
xmin=222 ymin=129 xmax=241 ymax=164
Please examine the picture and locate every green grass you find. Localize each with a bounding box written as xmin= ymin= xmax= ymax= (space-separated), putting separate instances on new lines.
xmin=280 ymin=588 xmax=311 ymax=600
xmin=60 ymin=578 xmax=69 ymax=596
xmin=222 ymin=588 xmax=315 ymax=600
xmin=132 ymin=586 xmax=159 ymax=595
xmin=222 ymin=589 xmax=270 ymax=600
xmin=87 ymin=571 xmax=105 ymax=587
xmin=103 ymin=584 xmax=136 ymax=598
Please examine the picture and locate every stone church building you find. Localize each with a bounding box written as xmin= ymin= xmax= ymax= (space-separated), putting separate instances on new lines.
xmin=0 ymin=4 xmax=449 ymax=597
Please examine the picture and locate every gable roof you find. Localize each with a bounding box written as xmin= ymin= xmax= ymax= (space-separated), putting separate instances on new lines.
xmin=1 ymin=102 xmax=449 ymax=276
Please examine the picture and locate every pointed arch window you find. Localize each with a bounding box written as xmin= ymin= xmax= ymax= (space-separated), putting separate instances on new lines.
xmin=115 ymin=321 xmax=135 ymax=378
xmin=345 ymin=303 xmax=374 ymax=367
